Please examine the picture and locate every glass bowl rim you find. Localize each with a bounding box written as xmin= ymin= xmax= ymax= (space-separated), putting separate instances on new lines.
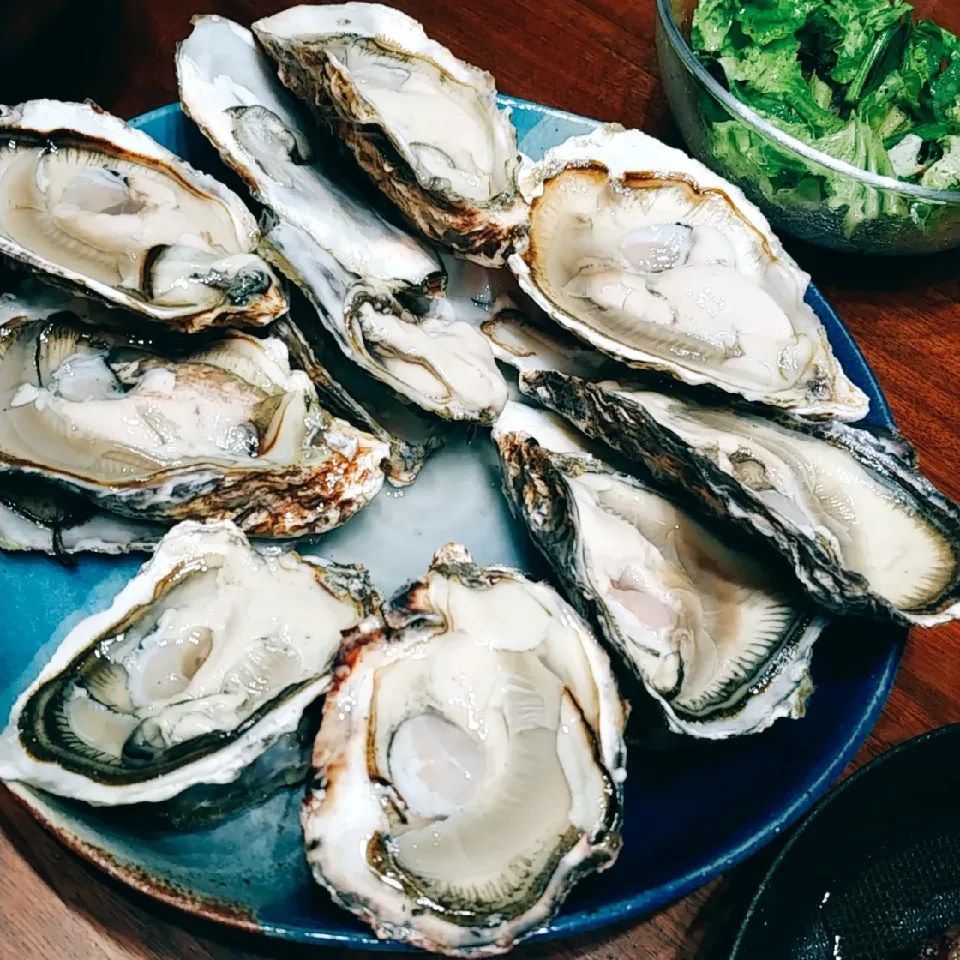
xmin=656 ymin=0 xmax=960 ymax=205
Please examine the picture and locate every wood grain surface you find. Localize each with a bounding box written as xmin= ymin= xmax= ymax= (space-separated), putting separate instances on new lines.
xmin=1 ymin=1 xmax=959 ymax=958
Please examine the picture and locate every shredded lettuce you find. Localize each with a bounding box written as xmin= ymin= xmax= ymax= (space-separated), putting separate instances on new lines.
xmin=826 ymin=0 xmax=911 ymax=87
xmin=691 ymin=0 xmax=960 ymax=235
xmin=739 ymin=0 xmax=821 ymax=45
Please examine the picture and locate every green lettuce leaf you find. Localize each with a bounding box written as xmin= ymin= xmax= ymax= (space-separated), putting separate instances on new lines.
xmin=844 ymin=21 xmax=903 ymax=103
xmin=931 ymin=59 xmax=960 ymax=125
xmin=901 ymin=18 xmax=960 ymax=99
xmin=859 ymin=71 xmax=911 ymax=123
xmin=809 ymin=73 xmax=836 ymax=111
xmin=709 ymin=121 xmax=808 ymax=181
xmin=814 ymin=115 xmax=894 ymax=170
xmin=738 ymin=0 xmax=819 ymax=45
xmin=813 ymin=117 xmax=907 ymax=232
xmin=719 ymin=37 xmax=843 ymax=135
xmin=706 ymin=121 xmax=828 ymax=220
xmin=858 ymin=69 xmax=915 ymax=141
xmin=824 ymin=0 xmax=911 ymax=86
xmin=691 ymin=0 xmax=740 ymax=54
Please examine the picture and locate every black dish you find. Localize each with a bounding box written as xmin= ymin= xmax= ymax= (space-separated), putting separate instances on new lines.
xmin=732 ymin=723 xmax=960 ymax=960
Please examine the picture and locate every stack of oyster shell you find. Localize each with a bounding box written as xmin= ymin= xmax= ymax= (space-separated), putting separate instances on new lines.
xmin=0 ymin=3 xmax=958 ymax=955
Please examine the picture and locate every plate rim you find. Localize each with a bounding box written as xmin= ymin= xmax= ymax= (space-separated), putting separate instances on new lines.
xmin=9 ymin=649 xmax=900 ymax=948
xmin=1 ymin=98 xmax=904 ymax=951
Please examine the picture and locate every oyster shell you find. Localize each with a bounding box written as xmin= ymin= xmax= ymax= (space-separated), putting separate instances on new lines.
xmin=0 ymin=473 xmax=165 ymax=556
xmin=177 ymin=18 xmax=508 ymax=423
xmin=302 ymin=542 xmax=625 ymax=956
xmin=508 ymin=127 xmax=869 ymax=421
xmin=253 ymin=3 xmax=527 ymax=266
xmin=0 ymin=294 xmax=388 ymax=536
xmin=274 ymin=313 xmax=447 ymax=486
xmin=494 ymin=401 xmax=827 ymax=738
xmin=262 ymin=218 xmax=508 ymax=422
xmin=0 ymin=520 xmax=382 ymax=822
xmin=0 ymin=100 xmax=286 ymax=332
xmin=480 ymin=297 xmax=617 ymax=380
xmin=177 ymin=17 xmax=442 ymax=297
xmin=524 ymin=370 xmax=960 ymax=626
xmin=0 ymin=277 xmax=117 ymax=328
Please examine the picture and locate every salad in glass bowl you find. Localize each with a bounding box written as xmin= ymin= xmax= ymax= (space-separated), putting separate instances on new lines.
xmin=657 ymin=0 xmax=960 ymax=254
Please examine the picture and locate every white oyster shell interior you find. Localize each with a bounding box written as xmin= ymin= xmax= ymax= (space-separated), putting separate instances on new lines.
xmin=303 ymin=544 xmax=625 ymax=956
xmin=263 ymin=219 xmax=509 ymax=422
xmin=509 ymin=127 xmax=869 ymax=421
xmin=480 ymin=299 xmax=615 ymax=380
xmin=0 ymin=520 xmax=373 ymax=805
xmin=494 ymin=402 xmax=826 ymax=738
xmin=0 ymin=100 xmax=285 ymax=330
xmin=610 ymin=386 xmax=959 ymax=619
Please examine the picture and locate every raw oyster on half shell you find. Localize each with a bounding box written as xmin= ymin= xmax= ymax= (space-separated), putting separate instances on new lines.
xmin=494 ymin=401 xmax=827 ymax=738
xmin=177 ymin=17 xmax=508 ymax=423
xmin=302 ymin=542 xmax=625 ymax=956
xmin=177 ymin=16 xmax=442 ymax=298
xmin=253 ymin=3 xmax=528 ymax=266
xmin=524 ymin=370 xmax=960 ymax=626
xmin=262 ymin=219 xmax=508 ymax=423
xmin=508 ymin=127 xmax=869 ymax=421
xmin=0 ymin=100 xmax=286 ymax=332
xmin=0 ymin=291 xmax=388 ymax=537
xmin=0 ymin=520 xmax=382 ymax=824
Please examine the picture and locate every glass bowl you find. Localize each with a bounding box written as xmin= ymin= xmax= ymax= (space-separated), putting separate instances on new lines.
xmin=655 ymin=0 xmax=960 ymax=255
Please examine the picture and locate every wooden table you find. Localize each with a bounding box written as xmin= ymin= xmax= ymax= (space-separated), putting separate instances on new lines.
xmin=2 ymin=1 xmax=960 ymax=957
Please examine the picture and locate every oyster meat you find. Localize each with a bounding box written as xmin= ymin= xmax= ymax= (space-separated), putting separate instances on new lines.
xmin=508 ymin=126 xmax=869 ymax=420
xmin=0 ymin=294 xmax=388 ymax=537
xmin=494 ymin=401 xmax=827 ymax=738
xmin=0 ymin=520 xmax=381 ymax=822
xmin=302 ymin=542 xmax=625 ymax=956
xmin=524 ymin=370 xmax=960 ymax=626
xmin=253 ymin=3 xmax=528 ymax=266
xmin=0 ymin=100 xmax=286 ymax=332
xmin=177 ymin=18 xmax=508 ymax=423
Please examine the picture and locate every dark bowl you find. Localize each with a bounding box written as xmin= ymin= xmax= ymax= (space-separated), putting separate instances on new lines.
xmin=732 ymin=723 xmax=960 ymax=959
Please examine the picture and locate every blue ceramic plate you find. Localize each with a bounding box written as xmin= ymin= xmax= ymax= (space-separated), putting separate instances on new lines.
xmin=0 ymin=98 xmax=904 ymax=948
